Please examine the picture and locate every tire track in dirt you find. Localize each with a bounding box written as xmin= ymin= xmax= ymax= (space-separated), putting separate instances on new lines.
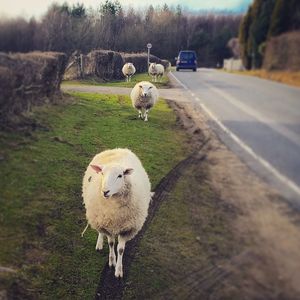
xmin=95 ymin=141 xmax=209 ymax=299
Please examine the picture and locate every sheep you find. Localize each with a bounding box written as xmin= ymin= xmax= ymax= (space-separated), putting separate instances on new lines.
xmin=148 ymin=62 xmax=165 ymax=82
xmin=122 ymin=62 xmax=136 ymax=82
xmin=82 ymin=148 xmax=151 ymax=278
xmin=130 ymin=81 xmax=159 ymax=122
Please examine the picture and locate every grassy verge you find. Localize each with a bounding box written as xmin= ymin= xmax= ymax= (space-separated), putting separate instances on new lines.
xmin=124 ymin=159 xmax=239 ymax=299
xmin=62 ymin=72 xmax=170 ymax=88
xmin=0 ymin=92 xmax=191 ymax=299
xmin=229 ymin=70 xmax=300 ymax=88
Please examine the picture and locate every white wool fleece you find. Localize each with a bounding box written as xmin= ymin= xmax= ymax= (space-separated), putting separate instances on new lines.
xmin=82 ymin=148 xmax=151 ymax=239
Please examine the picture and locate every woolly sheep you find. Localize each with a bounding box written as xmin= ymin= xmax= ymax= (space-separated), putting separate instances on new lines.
xmin=82 ymin=148 xmax=151 ymax=278
xmin=130 ymin=81 xmax=159 ymax=122
xmin=148 ymin=62 xmax=165 ymax=82
xmin=122 ymin=62 xmax=136 ymax=82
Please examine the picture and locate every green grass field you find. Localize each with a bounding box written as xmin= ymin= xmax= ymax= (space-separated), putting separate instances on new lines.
xmin=0 ymin=92 xmax=191 ymax=298
xmin=62 ymin=72 xmax=170 ymax=88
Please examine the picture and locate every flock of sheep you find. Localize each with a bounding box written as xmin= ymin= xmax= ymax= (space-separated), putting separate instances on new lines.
xmin=82 ymin=61 xmax=166 ymax=278
xmin=124 ymin=62 xmax=165 ymax=122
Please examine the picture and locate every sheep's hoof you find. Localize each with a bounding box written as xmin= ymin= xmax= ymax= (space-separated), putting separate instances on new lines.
xmin=109 ymin=256 xmax=116 ymax=267
xmin=95 ymin=244 xmax=103 ymax=251
xmin=115 ymin=267 xmax=123 ymax=278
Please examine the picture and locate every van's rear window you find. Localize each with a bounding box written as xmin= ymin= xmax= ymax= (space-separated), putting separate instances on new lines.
xmin=180 ymin=52 xmax=195 ymax=59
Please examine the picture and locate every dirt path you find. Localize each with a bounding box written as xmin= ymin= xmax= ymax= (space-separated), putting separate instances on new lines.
xmin=63 ymin=79 xmax=300 ymax=299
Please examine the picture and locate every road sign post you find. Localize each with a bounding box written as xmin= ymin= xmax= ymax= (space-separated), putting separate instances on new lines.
xmin=147 ymin=43 xmax=152 ymax=70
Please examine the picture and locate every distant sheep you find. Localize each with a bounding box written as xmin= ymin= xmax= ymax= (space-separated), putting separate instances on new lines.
xmin=82 ymin=148 xmax=151 ymax=278
xmin=148 ymin=62 xmax=164 ymax=82
xmin=130 ymin=81 xmax=159 ymax=121
xmin=122 ymin=63 xmax=136 ymax=82
xmin=164 ymin=61 xmax=171 ymax=73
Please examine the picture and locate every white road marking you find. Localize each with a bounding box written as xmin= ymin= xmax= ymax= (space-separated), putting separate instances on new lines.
xmin=201 ymin=81 xmax=300 ymax=148
xmin=170 ymin=72 xmax=300 ymax=197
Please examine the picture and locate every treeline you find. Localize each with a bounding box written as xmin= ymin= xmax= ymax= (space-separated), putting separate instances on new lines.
xmin=239 ymin=0 xmax=300 ymax=69
xmin=0 ymin=1 xmax=241 ymax=67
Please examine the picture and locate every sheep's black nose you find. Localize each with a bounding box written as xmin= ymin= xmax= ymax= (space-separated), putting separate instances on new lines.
xmin=103 ymin=190 xmax=110 ymax=197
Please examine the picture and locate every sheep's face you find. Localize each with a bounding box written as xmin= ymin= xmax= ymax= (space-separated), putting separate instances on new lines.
xmin=127 ymin=63 xmax=134 ymax=71
xmin=139 ymin=84 xmax=153 ymax=98
xmin=149 ymin=63 xmax=156 ymax=72
xmin=90 ymin=164 xmax=133 ymax=199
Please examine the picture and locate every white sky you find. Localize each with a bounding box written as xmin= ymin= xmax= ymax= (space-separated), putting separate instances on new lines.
xmin=0 ymin=0 xmax=252 ymax=19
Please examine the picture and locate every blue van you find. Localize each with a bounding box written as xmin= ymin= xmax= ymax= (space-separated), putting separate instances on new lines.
xmin=176 ymin=50 xmax=197 ymax=71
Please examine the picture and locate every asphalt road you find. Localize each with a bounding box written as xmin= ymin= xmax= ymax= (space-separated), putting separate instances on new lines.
xmin=171 ymin=69 xmax=300 ymax=205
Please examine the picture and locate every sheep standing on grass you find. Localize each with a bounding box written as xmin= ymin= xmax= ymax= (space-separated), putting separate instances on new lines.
xmin=82 ymin=148 xmax=151 ymax=278
xmin=130 ymin=81 xmax=159 ymax=122
xmin=148 ymin=62 xmax=165 ymax=82
xmin=122 ymin=63 xmax=136 ymax=82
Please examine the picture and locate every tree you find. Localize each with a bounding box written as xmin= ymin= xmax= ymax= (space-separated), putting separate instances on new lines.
xmin=239 ymin=5 xmax=253 ymax=69
xmin=248 ymin=0 xmax=275 ymax=68
xmin=269 ymin=0 xmax=300 ymax=37
xmin=227 ymin=38 xmax=240 ymax=58
xmin=268 ymin=0 xmax=289 ymax=37
xmin=97 ymin=0 xmax=123 ymax=49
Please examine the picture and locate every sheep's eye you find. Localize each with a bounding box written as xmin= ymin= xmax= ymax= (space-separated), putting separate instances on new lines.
xmin=117 ymin=174 xmax=122 ymax=178
xmin=149 ymin=86 xmax=153 ymax=89
xmin=139 ymin=85 xmax=142 ymax=88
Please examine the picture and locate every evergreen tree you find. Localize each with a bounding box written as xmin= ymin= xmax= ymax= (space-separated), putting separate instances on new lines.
xmin=268 ymin=0 xmax=289 ymax=37
xmin=239 ymin=5 xmax=253 ymax=69
xmin=269 ymin=0 xmax=300 ymax=36
xmin=249 ymin=0 xmax=275 ymax=68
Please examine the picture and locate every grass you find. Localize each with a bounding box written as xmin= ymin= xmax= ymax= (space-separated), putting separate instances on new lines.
xmin=0 ymin=92 xmax=191 ymax=299
xmin=124 ymin=160 xmax=238 ymax=299
xmin=62 ymin=72 xmax=170 ymax=88
xmin=229 ymin=69 xmax=300 ymax=88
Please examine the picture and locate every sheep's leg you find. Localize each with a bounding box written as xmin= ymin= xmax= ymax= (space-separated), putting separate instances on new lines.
xmin=144 ymin=109 xmax=149 ymax=122
xmin=115 ymin=235 xmax=127 ymax=278
xmin=138 ymin=109 xmax=143 ymax=119
xmin=107 ymin=235 xmax=116 ymax=267
xmin=95 ymin=232 xmax=103 ymax=251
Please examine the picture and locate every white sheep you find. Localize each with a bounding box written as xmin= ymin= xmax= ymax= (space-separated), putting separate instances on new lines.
xmin=148 ymin=62 xmax=165 ymax=82
xmin=130 ymin=81 xmax=159 ymax=122
xmin=122 ymin=62 xmax=136 ymax=82
xmin=82 ymin=148 xmax=151 ymax=278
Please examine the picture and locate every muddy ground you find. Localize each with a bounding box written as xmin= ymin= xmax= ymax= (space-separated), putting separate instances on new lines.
xmin=91 ymin=77 xmax=300 ymax=299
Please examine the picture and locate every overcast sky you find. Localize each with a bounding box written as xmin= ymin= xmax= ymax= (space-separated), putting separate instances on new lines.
xmin=0 ymin=0 xmax=252 ymax=19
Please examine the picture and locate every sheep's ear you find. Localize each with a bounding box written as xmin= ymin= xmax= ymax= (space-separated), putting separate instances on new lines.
xmin=90 ymin=164 xmax=103 ymax=173
xmin=123 ymin=168 xmax=134 ymax=176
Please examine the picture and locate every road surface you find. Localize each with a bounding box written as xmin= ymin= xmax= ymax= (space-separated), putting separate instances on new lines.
xmin=170 ymin=69 xmax=300 ymax=205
